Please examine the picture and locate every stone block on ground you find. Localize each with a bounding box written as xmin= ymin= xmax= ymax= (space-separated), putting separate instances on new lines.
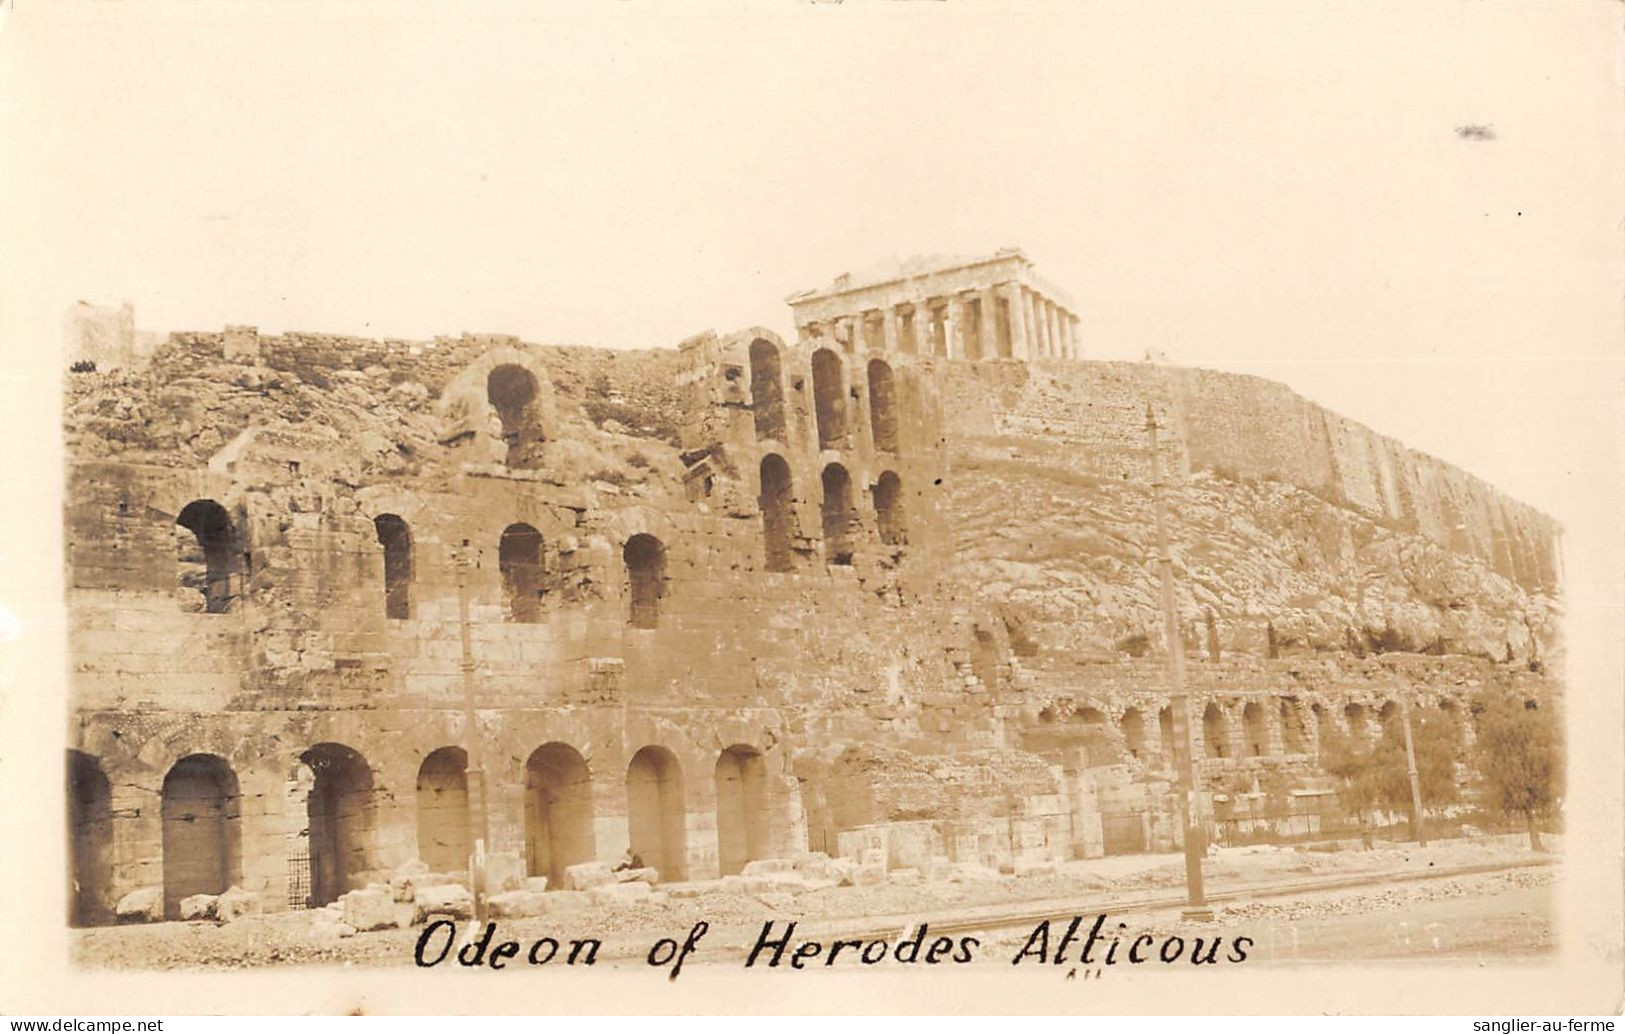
xmin=741 ymin=857 xmax=797 ymax=877
xmin=591 ymin=881 xmax=653 ymax=906
xmin=615 ymin=866 xmax=659 ymax=886
xmin=1013 ymin=858 xmax=1057 ymax=878
xmin=853 ymin=863 xmax=887 ymax=887
xmin=179 ymin=893 xmax=219 ymax=922
xmin=341 ymin=885 xmax=399 ymax=932
xmin=486 ymin=851 xmax=527 ymax=894
xmin=887 ymin=868 xmax=921 ymax=886
xmin=488 ymin=890 xmax=550 ymax=919
xmin=115 ymin=886 xmax=162 ymax=923
xmin=413 ymin=883 xmax=473 ymax=922
xmin=860 ymin=848 xmax=888 ymax=870
xmin=216 ymin=886 xmax=261 ymax=922
xmin=829 ymin=859 xmax=857 ymax=887
xmin=524 ymin=876 xmax=549 ymax=894
xmin=792 ymin=853 xmax=835 ymax=881
xmin=564 ymin=861 xmax=615 ymax=891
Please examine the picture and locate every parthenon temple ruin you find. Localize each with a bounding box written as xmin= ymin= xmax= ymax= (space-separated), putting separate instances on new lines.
xmin=62 ymin=254 xmax=1560 ymax=927
xmin=786 ymin=248 xmax=1082 ymax=361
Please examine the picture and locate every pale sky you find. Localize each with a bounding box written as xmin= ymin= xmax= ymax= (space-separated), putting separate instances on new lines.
xmin=2 ymin=0 xmax=1620 ymax=540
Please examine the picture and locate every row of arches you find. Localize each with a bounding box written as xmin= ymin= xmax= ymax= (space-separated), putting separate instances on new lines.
xmin=748 ymin=340 xmax=901 ymax=455
xmin=758 ymin=456 xmax=906 ymax=571
xmin=1049 ymin=695 xmax=1467 ymax=765
xmin=67 ymin=741 xmax=774 ymax=925
xmin=173 ymin=503 xmax=667 ymax=628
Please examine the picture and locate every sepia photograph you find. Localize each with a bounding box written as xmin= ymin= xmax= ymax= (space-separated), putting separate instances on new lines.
xmin=1 ymin=0 xmax=1621 ymax=1021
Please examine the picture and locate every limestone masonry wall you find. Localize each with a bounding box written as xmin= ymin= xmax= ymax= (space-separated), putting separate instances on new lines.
xmin=62 ymin=325 xmax=1562 ymax=926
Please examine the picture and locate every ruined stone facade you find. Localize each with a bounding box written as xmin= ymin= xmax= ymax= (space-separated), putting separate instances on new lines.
xmin=63 ymin=289 xmax=1561 ymax=926
xmin=786 ymin=249 xmax=1082 ymax=361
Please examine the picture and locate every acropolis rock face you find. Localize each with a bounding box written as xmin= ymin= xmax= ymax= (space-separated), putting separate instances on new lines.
xmin=62 ymin=262 xmax=1561 ymax=927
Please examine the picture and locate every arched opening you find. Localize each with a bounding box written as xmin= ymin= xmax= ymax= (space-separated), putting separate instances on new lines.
xmin=866 ymin=360 xmax=899 ymax=453
xmin=810 ymin=348 xmax=845 ymax=450
xmin=1343 ymin=702 xmax=1368 ymax=748
xmin=1313 ymin=703 xmax=1333 ymax=752
xmin=714 ymin=746 xmax=768 ymax=877
xmin=301 ymin=743 xmax=375 ymax=907
xmin=176 ymin=500 xmax=239 ymax=614
xmin=820 ymin=463 xmax=855 ymax=566
xmin=1121 ymin=708 xmax=1147 ymax=759
xmin=161 ymin=754 xmax=241 ymax=919
xmin=748 ymin=339 xmax=787 ymax=442
xmin=626 ymin=746 xmax=686 ymax=882
xmin=487 ymin=364 xmax=544 ymax=468
xmin=1158 ymin=706 xmax=1175 ymax=756
xmin=1202 ymin=703 xmax=1226 ymax=759
xmin=499 ymin=523 xmax=545 ymax=623
xmin=873 ymin=470 xmax=907 ymax=546
xmin=623 ymin=534 xmax=666 ymax=629
xmin=1242 ymin=701 xmax=1268 ymax=756
xmin=525 ymin=744 xmax=595 ymax=890
xmin=758 ymin=454 xmax=796 ymax=573
xmin=1378 ymin=700 xmax=1400 ymax=729
xmin=374 ymin=514 xmax=412 ymax=620
xmin=416 ymin=747 xmax=470 ymax=874
xmin=67 ymin=751 xmax=113 ymax=926
xmin=1279 ymin=698 xmax=1309 ymax=753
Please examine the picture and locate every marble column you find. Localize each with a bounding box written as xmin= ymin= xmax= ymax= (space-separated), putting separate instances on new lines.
xmin=1068 ymin=314 xmax=1082 ymax=359
xmin=1033 ymin=294 xmax=1051 ymax=358
xmin=1001 ymin=282 xmax=1029 ymax=360
xmin=977 ymin=286 xmax=1002 ymax=358
xmin=1045 ymin=301 xmax=1061 ymax=359
xmin=946 ymin=294 xmax=967 ymax=359
xmin=882 ymin=306 xmax=900 ymax=354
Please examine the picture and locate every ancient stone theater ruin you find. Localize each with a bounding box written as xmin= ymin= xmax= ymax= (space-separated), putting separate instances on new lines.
xmin=63 ymin=250 xmax=1562 ymax=925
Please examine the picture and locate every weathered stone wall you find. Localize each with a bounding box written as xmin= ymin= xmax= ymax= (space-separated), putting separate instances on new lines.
xmin=63 ymin=326 xmax=1563 ymax=924
xmin=942 ymin=360 xmax=1561 ymax=596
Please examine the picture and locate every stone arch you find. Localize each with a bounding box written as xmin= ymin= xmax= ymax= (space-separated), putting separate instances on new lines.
xmin=811 ymin=348 xmax=846 ymax=450
xmin=161 ymin=753 xmax=242 ymax=918
xmin=873 ymin=470 xmax=907 ymax=546
xmin=758 ymin=453 xmax=796 ymax=573
xmin=487 ymin=363 xmax=547 ymax=468
xmin=1279 ymin=698 xmax=1309 ymax=753
xmin=500 ymin=523 xmax=546 ymax=623
xmin=866 ymin=359 xmax=899 ymax=453
xmin=435 ymin=347 xmax=558 ymax=468
xmin=820 ymin=463 xmax=856 ymax=566
xmin=67 ymin=750 xmax=113 ymax=926
xmin=1242 ymin=701 xmax=1269 ymax=756
xmin=374 ymin=514 xmax=413 ymax=620
xmin=416 ymin=747 xmax=470 ymax=874
xmin=623 ymin=533 xmax=666 ymax=629
xmin=1312 ymin=702 xmax=1334 ymax=752
xmin=749 ymin=338 xmax=788 ymax=442
xmin=1378 ymin=700 xmax=1400 ymax=730
xmin=175 ymin=499 xmax=240 ymax=614
xmin=626 ymin=746 xmax=687 ymax=882
xmin=1121 ymin=708 xmax=1147 ymax=759
xmin=299 ymin=743 xmax=376 ymax=907
xmin=1202 ymin=702 xmax=1227 ymax=759
xmin=1343 ymin=702 xmax=1369 ymax=747
xmin=714 ymin=745 xmax=769 ymax=877
xmin=525 ymin=743 xmax=595 ymax=890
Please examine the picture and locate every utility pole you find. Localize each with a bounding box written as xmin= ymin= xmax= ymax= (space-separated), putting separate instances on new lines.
xmin=1401 ymin=700 xmax=1427 ymax=846
xmin=455 ymin=540 xmax=492 ymax=924
xmin=1145 ymin=402 xmax=1212 ymax=922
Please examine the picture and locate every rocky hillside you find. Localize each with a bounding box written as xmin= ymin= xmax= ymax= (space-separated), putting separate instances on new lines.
xmin=940 ymin=366 xmax=1561 ymax=671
